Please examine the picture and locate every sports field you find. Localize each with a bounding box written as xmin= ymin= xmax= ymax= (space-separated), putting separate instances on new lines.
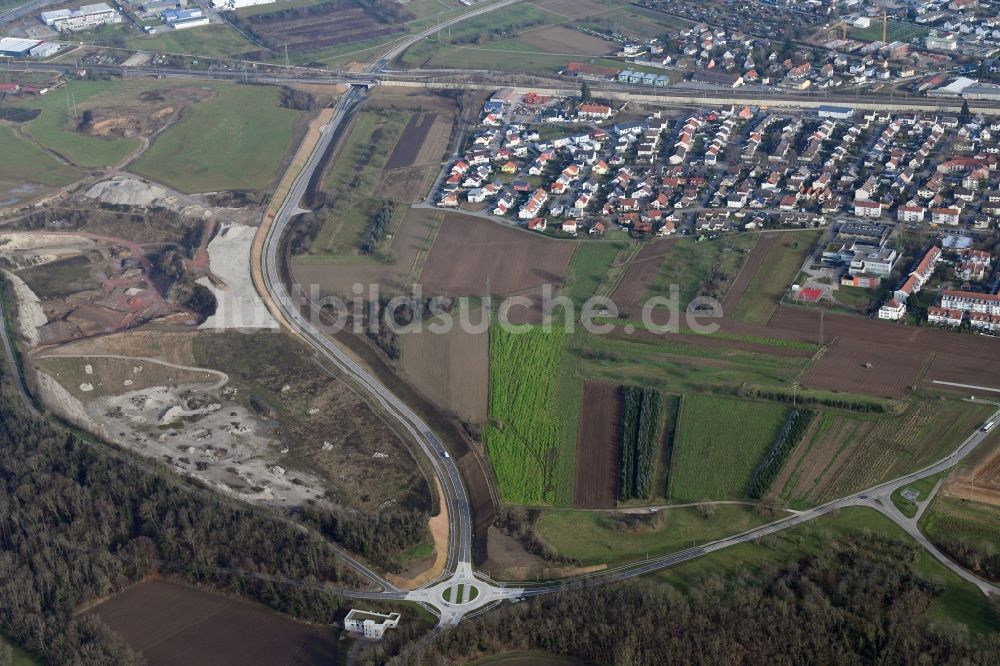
xmin=131 ymin=84 xmax=303 ymax=193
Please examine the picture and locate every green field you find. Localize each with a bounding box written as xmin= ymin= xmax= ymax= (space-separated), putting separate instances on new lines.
xmin=485 ymin=325 xmax=574 ymax=504
xmin=20 ymin=80 xmax=141 ymax=168
xmin=0 ymin=126 xmax=83 ymax=198
xmin=644 ymin=234 xmax=757 ymax=311
xmin=732 ymin=230 xmax=821 ymax=324
xmin=579 ymin=331 xmax=806 ymax=405
xmin=652 ymin=506 xmax=998 ymax=634
xmin=307 ymin=108 xmax=412 ymax=256
xmin=126 ymin=24 xmax=258 ymax=59
xmin=832 ymin=284 xmax=874 ymax=313
xmin=564 ymin=241 xmax=627 ymax=309
xmin=535 ymin=505 xmax=774 ymax=566
xmin=131 ymin=84 xmax=303 ymax=193
xmin=891 ymin=471 xmax=944 ymax=518
xmin=670 ymin=395 xmax=789 ymax=502
xmin=775 ymin=398 xmax=994 ymax=506
xmin=921 ymin=496 xmax=1000 ymax=582
xmin=850 ymin=20 xmax=929 ymax=43
xmin=398 ymin=3 xmax=561 ymax=67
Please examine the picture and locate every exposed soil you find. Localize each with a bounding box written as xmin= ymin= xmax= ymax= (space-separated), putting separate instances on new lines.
xmin=420 ymin=214 xmax=576 ymax=320
xmin=386 ymin=113 xmax=438 ymax=170
xmin=801 ymin=337 xmax=927 ymax=399
xmin=77 ymin=87 xmax=215 ymax=140
xmin=88 ymin=579 xmax=339 ymax=666
xmin=921 ymin=353 xmax=1000 ymax=393
xmin=399 ymin=323 xmax=488 ymax=423
xmin=721 ymin=232 xmax=776 ymax=316
xmin=944 ymin=434 xmax=1000 ymax=506
xmin=520 ymin=25 xmax=612 ymax=56
xmin=610 ymin=240 xmax=675 ymax=316
xmin=572 ymin=381 xmax=621 ymax=509
xmin=245 ymin=5 xmax=403 ymax=53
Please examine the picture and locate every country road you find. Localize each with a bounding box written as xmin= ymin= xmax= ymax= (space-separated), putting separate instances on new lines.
xmin=1 ymin=0 xmax=996 ymax=626
xmin=0 ymin=298 xmax=40 ymax=418
xmin=243 ymin=7 xmax=1000 ymax=623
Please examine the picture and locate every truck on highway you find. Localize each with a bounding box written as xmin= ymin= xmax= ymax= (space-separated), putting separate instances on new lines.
xmin=983 ymin=420 xmax=995 ymax=432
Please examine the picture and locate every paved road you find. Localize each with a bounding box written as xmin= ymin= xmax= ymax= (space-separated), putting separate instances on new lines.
xmin=3 ymin=59 xmax=1000 ymax=113
xmin=253 ymin=0 xmax=534 ymax=600
xmin=0 ymin=298 xmax=40 ymax=418
xmin=0 ymin=0 xmax=54 ymax=26
xmin=510 ymin=406 xmax=1000 ymax=599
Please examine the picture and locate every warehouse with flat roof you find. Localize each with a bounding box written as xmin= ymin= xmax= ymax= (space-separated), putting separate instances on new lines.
xmin=0 ymin=37 xmax=41 ymax=57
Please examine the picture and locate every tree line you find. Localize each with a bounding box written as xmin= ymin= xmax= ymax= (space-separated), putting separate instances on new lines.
xmin=618 ymin=386 xmax=662 ymax=500
xmin=401 ymin=533 xmax=1000 ymax=665
xmin=0 ymin=364 xmax=358 ymax=663
xmin=747 ymin=408 xmax=814 ymax=498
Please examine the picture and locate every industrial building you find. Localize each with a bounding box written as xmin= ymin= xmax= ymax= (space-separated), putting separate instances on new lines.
xmin=816 ymin=105 xmax=854 ymax=120
xmin=162 ymin=8 xmax=209 ymax=28
xmin=210 ymin=0 xmax=278 ymax=10
xmin=343 ymin=609 xmax=400 ymax=640
xmin=30 ymin=42 xmax=61 ymax=57
xmin=0 ymin=37 xmax=39 ymax=57
xmin=0 ymin=37 xmax=60 ymax=58
xmin=40 ymin=3 xmax=122 ymax=32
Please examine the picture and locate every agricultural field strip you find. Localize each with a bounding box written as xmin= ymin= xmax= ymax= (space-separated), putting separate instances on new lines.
xmin=516 ymin=405 xmax=1000 ymax=594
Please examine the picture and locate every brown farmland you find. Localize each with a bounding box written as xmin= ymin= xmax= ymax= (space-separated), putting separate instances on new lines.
xmin=801 ymin=337 xmax=927 ymax=398
xmin=572 ymin=381 xmax=622 ymax=508
xmin=419 ymin=214 xmax=576 ymax=320
xmin=386 ymin=113 xmax=439 ymax=169
xmin=610 ymin=239 xmax=675 ymax=316
xmin=520 ymin=25 xmax=613 ymax=56
xmin=400 ymin=324 xmax=489 ymax=423
xmin=245 ymin=5 xmax=402 ymax=53
xmin=381 ymin=113 xmax=453 ymax=203
xmin=89 ymin=580 xmax=339 ymax=665
xmin=922 ymin=352 xmax=1000 ymax=393
xmin=944 ymin=432 xmax=1000 ymax=506
xmin=721 ymin=232 xmax=776 ymax=316
xmin=539 ymin=0 xmax=610 ymax=18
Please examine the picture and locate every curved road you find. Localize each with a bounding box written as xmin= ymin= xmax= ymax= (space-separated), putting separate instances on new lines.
xmin=246 ymin=4 xmax=1000 ymax=621
xmin=3 ymin=0 xmax=994 ymax=624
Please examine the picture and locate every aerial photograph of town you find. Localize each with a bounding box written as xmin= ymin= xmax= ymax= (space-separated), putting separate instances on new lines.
xmin=0 ymin=0 xmax=999 ymax=663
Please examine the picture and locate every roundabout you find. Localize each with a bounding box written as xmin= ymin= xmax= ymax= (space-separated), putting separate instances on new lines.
xmin=441 ymin=583 xmax=480 ymax=605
